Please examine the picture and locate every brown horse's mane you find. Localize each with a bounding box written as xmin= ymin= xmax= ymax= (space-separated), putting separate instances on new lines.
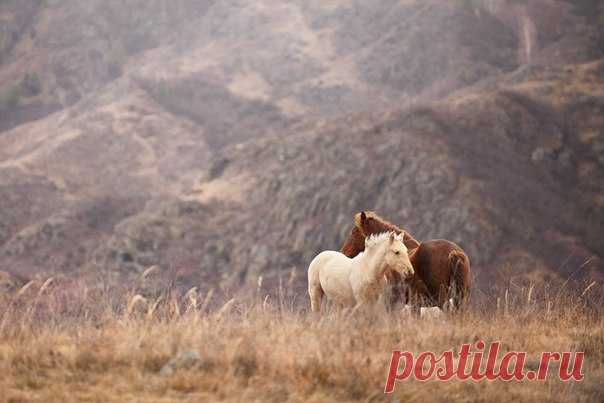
xmin=354 ymin=211 xmax=401 ymax=233
xmin=354 ymin=211 xmax=421 ymax=249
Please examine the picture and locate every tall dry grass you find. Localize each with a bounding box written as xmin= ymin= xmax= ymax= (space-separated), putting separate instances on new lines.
xmin=0 ymin=275 xmax=602 ymax=403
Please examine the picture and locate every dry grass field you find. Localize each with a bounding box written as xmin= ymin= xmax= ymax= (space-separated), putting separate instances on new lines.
xmin=0 ymin=276 xmax=603 ymax=403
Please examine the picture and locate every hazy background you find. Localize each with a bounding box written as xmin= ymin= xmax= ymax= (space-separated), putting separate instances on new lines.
xmin=0 ymin=0 xmax=603 ymax=295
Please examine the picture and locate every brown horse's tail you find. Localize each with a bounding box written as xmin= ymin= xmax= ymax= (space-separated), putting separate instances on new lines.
xmin=448 ymin=249 xmax=471 ymax=311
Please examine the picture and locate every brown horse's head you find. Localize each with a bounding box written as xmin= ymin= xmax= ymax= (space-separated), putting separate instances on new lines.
xmin=354 ymin=211 xmax=420 ymax=250
xmin=341 ymin=211 xmax=421 ymax=259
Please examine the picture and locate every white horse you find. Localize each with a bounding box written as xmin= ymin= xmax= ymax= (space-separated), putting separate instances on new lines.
xmin=307 ymin=232 xmax=414 ymax=312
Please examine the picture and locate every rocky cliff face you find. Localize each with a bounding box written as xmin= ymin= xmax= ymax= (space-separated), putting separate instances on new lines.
xmin=0 ymin=0 xmax=602 ymax=293
xmin=106 ymin=60 xmax=603 ymax=292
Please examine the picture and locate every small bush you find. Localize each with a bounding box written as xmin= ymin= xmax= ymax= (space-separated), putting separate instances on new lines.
xmin=21 ymin=72 xmax=42 ymax=97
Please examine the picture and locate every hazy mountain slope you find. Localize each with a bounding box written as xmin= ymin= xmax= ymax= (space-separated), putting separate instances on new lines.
xmin=98 ymin=61 xmax=603 ymax=292
xmin=0 ymin=0 xmax=602 ymax=290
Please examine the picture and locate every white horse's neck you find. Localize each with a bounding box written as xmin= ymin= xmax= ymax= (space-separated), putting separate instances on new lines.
xmin=356 ymin=243 xmax=387 ymax=284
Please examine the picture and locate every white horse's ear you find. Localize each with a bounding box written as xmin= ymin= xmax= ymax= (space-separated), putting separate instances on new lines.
xmin=364 ymin=236 xmax=370 ymax=248
xmin=389 ymin=232 xmax=395 ymax=243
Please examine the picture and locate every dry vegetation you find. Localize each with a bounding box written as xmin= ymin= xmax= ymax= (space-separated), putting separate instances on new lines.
xmin=0 ymin=276 xmax=603 ymax=403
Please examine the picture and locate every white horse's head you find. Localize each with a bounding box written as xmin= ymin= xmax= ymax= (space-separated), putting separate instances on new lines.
xmin=365 ymin=232 xmax=414 ymax=279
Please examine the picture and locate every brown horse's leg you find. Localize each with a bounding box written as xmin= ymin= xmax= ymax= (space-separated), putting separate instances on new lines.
xmin=385 ymin=271 xmax=405 ymax=310
xmin=406 ymin=248 xmax=424 ymax=317
xmin=411 ymin=302 xmax=421 ymax=319
xmin=403 ymin=284 xmax=423 ymax=318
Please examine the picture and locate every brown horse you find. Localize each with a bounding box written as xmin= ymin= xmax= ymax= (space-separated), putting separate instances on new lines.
xmin=340 ymin=211 xmax=472 ymax=311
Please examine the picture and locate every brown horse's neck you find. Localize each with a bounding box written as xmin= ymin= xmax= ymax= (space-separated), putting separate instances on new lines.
xmin=403 ymin=232 xmax=420 ymax=250
xmin=377 ymin=219 xmax=420 ymax=250
xmin=340 ymin=226 xmax=365 ymax=258
xmin=406 ymin=248 xmax=417 ymax=280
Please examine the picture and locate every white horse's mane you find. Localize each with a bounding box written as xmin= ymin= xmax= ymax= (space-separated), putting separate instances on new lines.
xmin=365 ymin=231 xmax=403 ymax=249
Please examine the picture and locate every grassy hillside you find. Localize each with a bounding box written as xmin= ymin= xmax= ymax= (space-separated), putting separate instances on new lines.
xmin=0 ymin=277 xmax=602 ymax=402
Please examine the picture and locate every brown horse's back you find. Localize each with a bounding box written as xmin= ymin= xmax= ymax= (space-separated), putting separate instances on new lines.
xmin=410 ymin=239 xmax=471 ymax=309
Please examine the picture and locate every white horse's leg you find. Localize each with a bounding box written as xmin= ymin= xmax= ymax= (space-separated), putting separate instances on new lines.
xmin=309 ymin=284 xmax=323 ymax=313
xmin=307 ymin=257 xmax=324 ymax=313
xmin=308 ymin=264 xmax=323 ymax=313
